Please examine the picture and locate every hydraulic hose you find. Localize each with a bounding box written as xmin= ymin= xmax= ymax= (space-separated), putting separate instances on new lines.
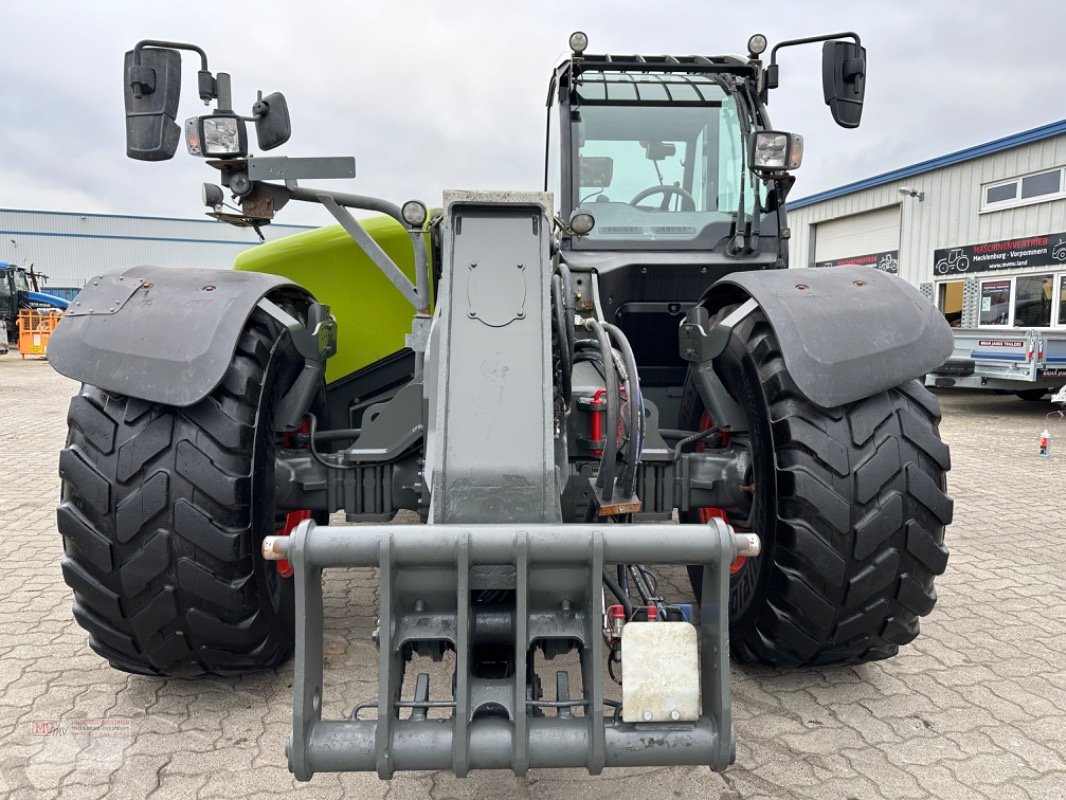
xmin=584 ymin=318 xmax=619 ymax=498
xmin=551 ymin=273 xmax=573 ymax=402
xmin=556 ymin=261 xmax=577 ymax=360
xmin=602 ymin=569 xmax=634 ymax=619
xmin=603 ymin=322 xmax=643 ymax=497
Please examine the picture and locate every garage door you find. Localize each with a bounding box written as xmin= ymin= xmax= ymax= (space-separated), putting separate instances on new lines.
xmin=814 ymin=205 xmax=901 ymax=263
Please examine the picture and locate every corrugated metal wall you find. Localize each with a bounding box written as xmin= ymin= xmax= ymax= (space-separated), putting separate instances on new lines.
xmin=786 ymin=134 xmax=1066 ymax=288
xmin=0 ymin=209 xmax=314 ymax=288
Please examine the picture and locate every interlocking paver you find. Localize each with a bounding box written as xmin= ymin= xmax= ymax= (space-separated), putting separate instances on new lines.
xmin=2 ymin=353 xmax=1065 ymax=799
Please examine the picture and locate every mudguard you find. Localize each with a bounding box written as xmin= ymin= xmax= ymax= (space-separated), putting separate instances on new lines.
xmin=49 ymin=265 xmax=306 ymax=406
xmin=703 ymin=266 xmax=953 ymax=408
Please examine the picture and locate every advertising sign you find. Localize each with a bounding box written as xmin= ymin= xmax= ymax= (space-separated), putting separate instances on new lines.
xmin=934 ymin=232 xmax=1066 ymax=276
xmin=815 ymin=250 xmax=899 ymax=273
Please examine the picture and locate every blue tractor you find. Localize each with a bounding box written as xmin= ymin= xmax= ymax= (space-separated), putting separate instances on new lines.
xmin=0 ymin=263 xmax=70 ymax=350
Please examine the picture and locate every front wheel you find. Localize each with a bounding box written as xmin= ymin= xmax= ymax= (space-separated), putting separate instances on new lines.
xmin=57 ymin=309 xmax=309 ymax=676
xmin=683 ymin=310 xmax=952 ymax=666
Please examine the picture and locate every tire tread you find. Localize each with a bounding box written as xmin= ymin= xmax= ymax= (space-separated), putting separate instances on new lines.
xmin=729 ymin=313 xmax=952 ymax=666
xmin=57 ymin=314 xmax=296 ymax=676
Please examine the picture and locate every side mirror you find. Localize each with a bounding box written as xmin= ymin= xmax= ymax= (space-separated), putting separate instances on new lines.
xmin=253 ymin=92 xmax=292 ymax=151
xmin=822 ymin=41 xmax=866 ymax=128
xmin=123 ymin=47 xmax=182 ymax=161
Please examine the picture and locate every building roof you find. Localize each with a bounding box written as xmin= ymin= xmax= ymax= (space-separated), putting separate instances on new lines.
xmin=787 ymin=118 xmax=1066 ymax=210
xmin=0 ymin=207 xmax=314 ymax=229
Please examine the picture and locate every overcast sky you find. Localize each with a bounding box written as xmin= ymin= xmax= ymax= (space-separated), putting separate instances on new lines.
xmin=2 ymin=1 xmax=1064 ymax=228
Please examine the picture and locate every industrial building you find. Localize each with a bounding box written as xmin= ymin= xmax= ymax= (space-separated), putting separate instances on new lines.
xmin=0 ymin=208 xmax=313 ymax=293
xmin=787 ymin=119 xmax=1066 ymax=330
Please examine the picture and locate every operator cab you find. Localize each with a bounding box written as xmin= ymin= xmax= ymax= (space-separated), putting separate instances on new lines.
xmin=545 ymin=34 xmax=863 ymax=396
xmin=570 ymin=71 xmax=759 ymax=252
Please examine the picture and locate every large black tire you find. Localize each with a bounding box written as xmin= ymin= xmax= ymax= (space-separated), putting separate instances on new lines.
xmin=58 ymin=310 xmax=305 ymax=676
xmin=683 ymin=309 xmax=952 ymax=666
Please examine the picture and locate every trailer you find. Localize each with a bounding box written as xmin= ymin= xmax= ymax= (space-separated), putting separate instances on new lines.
xmin=924 ymin=278 xmax=1066 ymax=400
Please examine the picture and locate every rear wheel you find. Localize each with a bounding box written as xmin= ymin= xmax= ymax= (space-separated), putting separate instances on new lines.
xmin=683 ymin=309 xmax=952 ymax=666
xmin=58 ymin=309 xmax=309 ymax=676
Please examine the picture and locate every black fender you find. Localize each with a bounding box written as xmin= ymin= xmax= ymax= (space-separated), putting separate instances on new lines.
xmin=49 ymin=265 xmax=314 ymax=407
xmin=701 ymin=266 xmax=953 ymax=408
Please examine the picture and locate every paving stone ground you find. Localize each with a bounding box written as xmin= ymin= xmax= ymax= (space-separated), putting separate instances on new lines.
xmin=1 ymin=353 xmax=1064 ymax=799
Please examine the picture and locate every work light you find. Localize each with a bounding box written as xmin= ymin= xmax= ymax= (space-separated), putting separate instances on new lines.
xmin=401 ymin=200 xmax=428 ymax=228
xmin=185 ymin=114 xmax=247 ymax=158
xmin=750 ymin=130 xmax=803 ymax=172
xmin=569 ymin=31 xmax=589 ymax=55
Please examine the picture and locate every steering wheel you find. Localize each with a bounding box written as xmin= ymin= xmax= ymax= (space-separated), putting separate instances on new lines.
xmin=630 ymin=185 xmax=696 ymax=212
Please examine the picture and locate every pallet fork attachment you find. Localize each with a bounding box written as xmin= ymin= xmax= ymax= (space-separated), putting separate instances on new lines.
xmin=264 ymin=520 xmax=760 ymax=778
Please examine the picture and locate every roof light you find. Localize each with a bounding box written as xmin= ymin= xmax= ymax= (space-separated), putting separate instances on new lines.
xmin=747 ymin=34 xmax=768 ymax=57
xmin=569 ymin=31 xmax=589 ymax=55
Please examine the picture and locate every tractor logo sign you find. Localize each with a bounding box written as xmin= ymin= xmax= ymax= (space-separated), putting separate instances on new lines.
xmin=935 ymin=248 xmax=969 ymax=275
xmin=815 ymin=249 xmax=899 ymax=273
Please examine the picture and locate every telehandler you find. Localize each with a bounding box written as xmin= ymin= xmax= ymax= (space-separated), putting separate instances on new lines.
xmin=51 ymin=31 xmax=952 ymax=779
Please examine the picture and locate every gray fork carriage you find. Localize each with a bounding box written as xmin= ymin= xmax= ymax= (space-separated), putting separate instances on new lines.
xmin=274 ymin=521 xmax=745 ymax=778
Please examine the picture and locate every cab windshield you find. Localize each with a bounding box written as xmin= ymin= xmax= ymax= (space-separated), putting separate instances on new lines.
xmin=11 ymin=270 xmax=30 ymax=293
xmin=571 ymin=72 xmax=754 ymax=249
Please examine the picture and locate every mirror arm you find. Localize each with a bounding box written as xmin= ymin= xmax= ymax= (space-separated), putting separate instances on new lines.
xmin=769 ymin=31 xmax=861 ymax=67
xmin=764 ymin=31 xmax=861 ymax=96
xmin=133 ymin=39 xmax=209 ymax=70
xmin=131 ymin=40 xmax=214 ymax=101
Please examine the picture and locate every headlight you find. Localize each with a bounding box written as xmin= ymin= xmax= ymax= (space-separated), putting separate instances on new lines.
xmin=568 ymin=208 xmax=596 ymax=236
xmin=185 ymin=114 xmax=247 ymax=158
xmin=750 ymin=130 xmax=803 ymax=172
xmin=202 ymin=115 xmax=244 ymax=157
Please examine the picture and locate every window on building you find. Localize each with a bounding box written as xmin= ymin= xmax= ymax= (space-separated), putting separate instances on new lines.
xmin=937 ymin=281 xmax=965 ymax=327
xmin=1057 ymin=275 xmax=1066 ymax=326
xmin=1021 ymin=170 xmax=1061 ymax=199
xmin=979 ymin=279 xmax=1012 ymax=326
xmin=985 ymin=183 xmax=1017 ymax=204
xmin=1013 ymin=274 xmax=1053 ymax=327
xmin=982 ymin=168 xmax=1066 ymax=212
